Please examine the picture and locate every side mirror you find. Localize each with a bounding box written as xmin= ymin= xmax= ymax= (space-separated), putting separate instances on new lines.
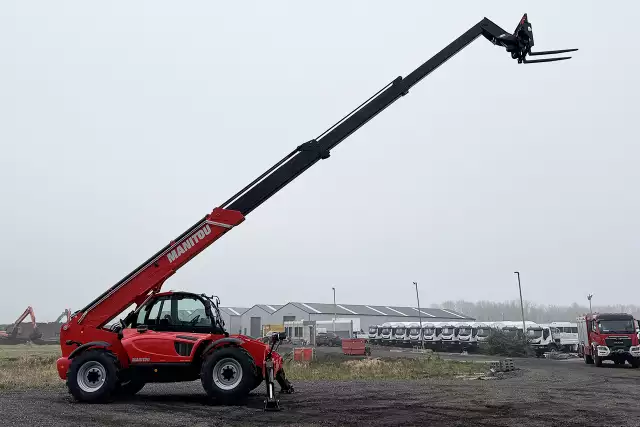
xmin=137 ymin=325 xmax=148 ymax=333
xmin=271 ymin=331 xmax=286 ymax=344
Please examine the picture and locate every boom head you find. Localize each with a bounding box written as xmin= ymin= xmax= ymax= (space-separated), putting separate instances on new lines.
xmin=493 ymin=13 xmax=578 ymax=63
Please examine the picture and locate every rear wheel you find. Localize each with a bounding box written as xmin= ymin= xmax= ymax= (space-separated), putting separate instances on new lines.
xmin=200 ymin=346 xmax=255 ymax=404
xmin=66 ymin=350 xmax=119 ymax=403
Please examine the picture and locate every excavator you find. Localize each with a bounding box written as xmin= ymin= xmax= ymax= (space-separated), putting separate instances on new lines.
xmin=54 ymin=309 xmax=72 ymax=324
xmin=56 ymin=14 xmax=577 ymax=410
xmin=0 ymin=306 xmax=42 ymax=344
xmin=30 ymin=309 xmax=74 ymax=345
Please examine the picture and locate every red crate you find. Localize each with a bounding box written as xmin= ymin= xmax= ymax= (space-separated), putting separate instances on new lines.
xmin=342 ymin=338 xmax=367 ymax=355
xmin=293 ymin=347 xmax=314 ymax=361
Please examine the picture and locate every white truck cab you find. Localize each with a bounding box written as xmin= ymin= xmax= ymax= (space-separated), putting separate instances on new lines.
xmin=474 ymin=322 xmax=492 ymax=344
xmin=438 ymin=322 xmax=459 ymax=348
xmin=407 ymin=322 xmax=422 ymax=344
xmin=421 ymin=322 xmax=438 ymax=347
xmin=380 ymin=322 xmax=394 ymax=345
xmin=457 ymin=322 xmax=478 ymax=349
xmin=393 ymin=322 xmax=410 ymax=346
xmin=368 ymin=324 xmax=382 ymax=343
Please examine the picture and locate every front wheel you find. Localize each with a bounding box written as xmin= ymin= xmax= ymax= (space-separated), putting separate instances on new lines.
xmin=200 ymin=346 xmax=256 ymax=404
xmin=115 ymin=376 xmax=146 ymax=396
xmin=66 ymin=350 xmax=119 ymax=403
xmin=594 ymin=354 xmax=603 ymax=367
xmin=630 ymin=358 xmax=640 ymax=369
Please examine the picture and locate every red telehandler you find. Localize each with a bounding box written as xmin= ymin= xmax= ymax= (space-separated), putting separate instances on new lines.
xmin=56 ymin=14 xmax=576 ymax=410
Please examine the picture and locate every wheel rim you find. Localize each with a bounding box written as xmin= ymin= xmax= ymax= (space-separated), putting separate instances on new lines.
xmin=212 ymin=357 xmax=243 ymax=390
xmin=77 ymin=361 xmax=107 ymax=393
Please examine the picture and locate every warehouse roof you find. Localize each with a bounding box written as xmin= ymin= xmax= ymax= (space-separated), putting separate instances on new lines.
xmin=284 ymin=302 xmax=473 ymax=320
xmin=245 ymin=304 xmax=284 ymax=314
xmin=219 ymin=307 xmax=249 ymax=316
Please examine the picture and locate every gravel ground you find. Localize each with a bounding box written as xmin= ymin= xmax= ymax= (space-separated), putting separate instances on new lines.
xmin=2 ymin=354 xmax=640 ymax=427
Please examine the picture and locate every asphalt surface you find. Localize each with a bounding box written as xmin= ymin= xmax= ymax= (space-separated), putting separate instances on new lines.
xmin=2 ymin=351 xmax=640 ymax=427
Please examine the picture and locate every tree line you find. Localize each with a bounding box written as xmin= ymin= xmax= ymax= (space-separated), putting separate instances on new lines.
xmin=432 ymin=300 xmax=640 ymax=323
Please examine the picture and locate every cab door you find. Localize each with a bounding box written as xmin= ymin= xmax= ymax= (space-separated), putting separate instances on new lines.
xmin=121 ymin=295 xmax=215 ymax=363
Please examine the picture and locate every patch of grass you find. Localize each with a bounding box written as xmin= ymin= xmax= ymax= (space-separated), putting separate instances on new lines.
xmin=284 ymin=353 xmax=483 ymax=381
xmin=0 ymin=345 xmax=63 ymax=390
xmin=0 ymin=345 xmax=486 ymax=390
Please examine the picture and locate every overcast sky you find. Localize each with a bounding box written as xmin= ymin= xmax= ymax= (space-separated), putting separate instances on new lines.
xmin=1 ymin=1 xmax=637 ymax=322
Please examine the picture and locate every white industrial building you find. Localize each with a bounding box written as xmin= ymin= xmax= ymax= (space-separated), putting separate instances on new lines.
xmin=221 ymin=302 xmax=473 ymax=338
xmin=240 ymin=304 xmax=284 ymax=337
xmin=219 ymin=307 xmax=249 ymax=335
xmin=269 ymin=302 xmax=474 ymax=337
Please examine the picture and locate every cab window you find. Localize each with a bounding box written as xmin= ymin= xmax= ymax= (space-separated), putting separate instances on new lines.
xmin=134 ymin=295 xmax=220 ymax=333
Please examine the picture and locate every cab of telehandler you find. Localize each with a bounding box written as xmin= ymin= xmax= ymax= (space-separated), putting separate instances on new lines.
xmin=124 ymin=292 xmax=227 ymax=335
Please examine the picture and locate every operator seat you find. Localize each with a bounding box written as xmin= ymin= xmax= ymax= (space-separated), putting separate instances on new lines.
xmin=160 ymin=314 xmax=172 ymax=327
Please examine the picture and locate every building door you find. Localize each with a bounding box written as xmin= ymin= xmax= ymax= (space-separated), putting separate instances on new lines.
xmin=250 ymin=317 xmax=262 ymax=338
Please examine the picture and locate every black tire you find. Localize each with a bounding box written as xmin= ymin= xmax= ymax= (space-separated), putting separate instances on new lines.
xmin=115 ymin=377 xmax=146 ymax=397
xmin=66 ymin=349 xmax=119 ymax=403
xmin=631 ymin=358 xmax=640 ymax=369
xmin=250 ymin=373 xmax=263 ymax=392
xmin=584 ymin=353 xmax=594 ymax=364
xmin=594 ymin=354 xmax=603 ymax=367
xmin=200 ymin=346 xmax=256 ymax=404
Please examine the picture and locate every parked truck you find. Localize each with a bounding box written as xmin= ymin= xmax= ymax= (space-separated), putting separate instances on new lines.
xmin=438 ymin=322 xmax=459 ymax=350
xmin=548 ymin=321 xmax=578 ymax=352
xmin=421 ymin=323 xmax=439 ymax=349
xmin=368 ymin=325 xmax=382 ymax=344
xmin=380 ymin=322 xmax=394 ymax=345
xmin=392 ymin=323 xmax=409 ymax=346
xmin=577 ymin=313 xmax=640 ymax=367
xmin=456 ymin=322 xmax=478 ymax=351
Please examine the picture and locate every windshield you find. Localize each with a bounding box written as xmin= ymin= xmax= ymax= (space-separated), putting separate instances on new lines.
xmin=423 ymin=328 xmax=434 ymax=336
xmin=369 ymin=327 xmax=378 ymax=334
xmin=598 ymin=320 xmax=635 ymax=334
xmin=409 ymin=328 xmax=420 ymax=335
xmin=441 ymin=327 xmax=453 ymax=335
xmin=381 ymin=328 xmax=391 ymax=335
xmin=395 ymin=328 xmax=405 ymax=335
xmin=476 ymin=328 xmax=489 ymax=337
xmin=527 ymin=329 xmax=542 ymax=338
xmin=458 ymin=328 xmax=470 ymax=336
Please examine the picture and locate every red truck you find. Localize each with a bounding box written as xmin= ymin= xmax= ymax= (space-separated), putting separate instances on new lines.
xmin=577 ymin=313 xmax=640 ymax=367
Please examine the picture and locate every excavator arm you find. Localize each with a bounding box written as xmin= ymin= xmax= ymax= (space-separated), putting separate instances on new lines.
xmin=55 ymin=309 xmax=71 ymax=324
xmin=8 ymin=306 xmax=37 ymax=338
xmin=69 ymin=13 xmax=576 ymax=330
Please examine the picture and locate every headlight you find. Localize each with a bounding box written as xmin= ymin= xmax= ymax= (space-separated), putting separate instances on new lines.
xmin=597 ymin=345 xmax=610 ymax=356
xmin=630 ymin=346 xmax=640 ymax=356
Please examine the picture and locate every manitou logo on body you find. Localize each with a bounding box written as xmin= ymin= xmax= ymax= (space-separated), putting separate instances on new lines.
xmin=167 ymin=224 xmax=212 ymax=263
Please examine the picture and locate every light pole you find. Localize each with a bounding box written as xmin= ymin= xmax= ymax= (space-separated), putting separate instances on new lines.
xmin=332 ymin=287 xmax=336 ymax=332
xmin=413 ymin=281 xmax=424 ymax=348
xmin=513 ymin=271 xmax=527 ymax=347
xmin=587 ymin=294 xmax=593 ymax=314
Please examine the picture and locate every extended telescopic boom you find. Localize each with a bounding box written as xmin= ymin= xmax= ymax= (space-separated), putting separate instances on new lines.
xmin=73 ymin=14 xmax=576 ymax=328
